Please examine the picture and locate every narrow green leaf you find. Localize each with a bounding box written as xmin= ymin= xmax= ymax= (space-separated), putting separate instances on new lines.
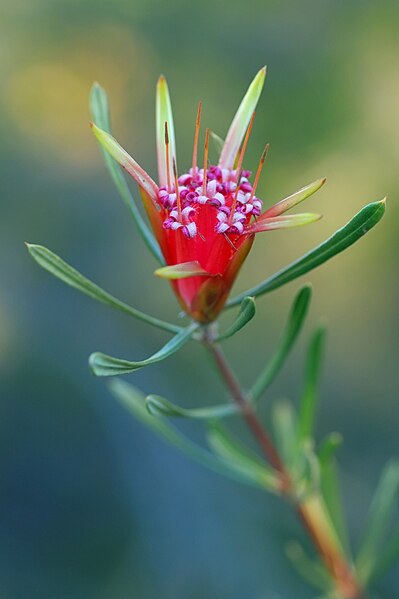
xmin=206 ymin=421 xmax=280 ymax=493
xmin=89 ymin=323 xmax=197 ymax=376
xmin=228 ymin=199 xmax=386 ymax=307
xmin=318 ymin=432 xmax=343 ymax=466
xmin=271 ymin=399 xmax=297 ymax=466
xmin=154 ymin=261 xmax=211 ymax=280
xmin=27 ymin=244 xmax=180 ymax=333
xmin=298 ymin=326 xmax=327 ymax=440
xmin=295 ymin=440 xmax=321 ymax=497
xmin=216 ymin=296 xmax=256 ymax=341
xmin=90 ymin=83 xmax=164 ymax=264
xmin=108 ymin=379 xmax=273 ymax=488
xmin=210 ymin=130 xmax=225 ymax=156
xmin=356 ymin=460 xmax=399 ymax=583
xmin=249 ymin=285 xmax=312 ymax=403
xmin=286 ymin=541 xmax=332 ymax=592
xmin=369 ymin=526 xmax=399 ymax=584
xmin=146 ymin=394 xmax=238 ymax=419
xmin=320 ymin=456 xmax=350 ymax=558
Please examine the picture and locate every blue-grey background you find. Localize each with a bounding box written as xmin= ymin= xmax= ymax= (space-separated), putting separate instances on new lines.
xmin=1 ymin=0 xmax=398 ymax=597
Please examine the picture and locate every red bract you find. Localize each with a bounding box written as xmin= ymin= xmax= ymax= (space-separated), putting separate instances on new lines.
xmin=92 ymin=68 xmax=324 ymax=322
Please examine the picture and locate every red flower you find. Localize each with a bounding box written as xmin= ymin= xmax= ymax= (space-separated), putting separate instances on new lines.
xmin=92 ymin=68 xmax=324 ymax=322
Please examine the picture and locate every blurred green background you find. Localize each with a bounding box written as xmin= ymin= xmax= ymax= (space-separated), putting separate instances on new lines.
xmin=1 ymin=0 xmax=398 ymax=597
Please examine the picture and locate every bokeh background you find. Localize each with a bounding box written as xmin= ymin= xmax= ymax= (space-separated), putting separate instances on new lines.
xmin=1 ymin=0 xmax=398 ymax=597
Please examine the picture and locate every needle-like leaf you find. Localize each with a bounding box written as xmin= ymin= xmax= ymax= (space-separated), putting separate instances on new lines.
xmin=210 ymin=130 xmax=225 ymax=157
xmin=89 ymin=323 xmax=198 ymax=376
xmin=356 ymin=460 xmax=399 ymax=584
xmin=271 ymin=399 xmax=297 ymax=466
xmin=216 ymin=296 xmax=256 ymax=341
xmin=109 ymin=379 xmax=275 ymax=489
xmin=297 ymin=326 xmax=327 ymax=441
xmin=285 ymin=541 xmax=332 ymax=592
xmin=249 ymin=285 xmax=312 ymax=403
xmin=228 ymin=199 xmax=386 ymax=307
xmin=145 ymin=394 xmax=237 ymax=419
xmin=90 ymin=83 xmax=164 ymax=264
xmin=318 ymin=432 xmax=343 ymax=467
xmin=319 ymin=454 xmax=350 ymax=558
xmin=27 ymin=244 xmax=180 ymax=333
xmin=369 ymin=526 xmax=399 ymax=585
xmin=206 ymin=421 xmax=280 ymax=493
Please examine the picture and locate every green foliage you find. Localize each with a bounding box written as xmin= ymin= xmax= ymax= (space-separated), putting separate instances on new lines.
xmin=216 ymin=296 xmax=256 ymax=341
xmin=286 ymin=541 xmax=332 ymax=592
xmin=209 ymin=130 xmax=225 ymax=157
xmin=228 ymin=199 xmax=386 ymax=306
xmin=271 ymin=399 xmax=298 ymax=467
xmin=298 ymin=326 xmax=327 ymax=441
xmin=90 ymin=83 xmax=164 ymax=265
xmin=206 ymin=421 xmax=280 ymax=493
xmin=145 ymin=394 xmax=237 ymax=419
xmin=250 ymin=285 xmax=312 ymax=403
xmin=28 ymin=79 xmax=391 ymax=597
xmin=108 ymin=379 xmax=277 ymax=490
xmin=356 ymin=460 xmax=399 ymax=584
xmin=319 ymin=451 xmax=350 ymax=558
xmin=27 ymin=244 xmax=180 ymax=333
xmin=89 ymin=323 xmax=198 ymax=376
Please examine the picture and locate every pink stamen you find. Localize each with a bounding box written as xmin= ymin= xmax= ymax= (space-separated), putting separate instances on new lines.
xmin=172 ymin=158 xmax=182 ymax=221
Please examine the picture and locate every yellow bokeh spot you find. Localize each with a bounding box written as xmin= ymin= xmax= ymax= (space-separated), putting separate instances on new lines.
xmin=4 ymin=25 xmax=154 ymax=170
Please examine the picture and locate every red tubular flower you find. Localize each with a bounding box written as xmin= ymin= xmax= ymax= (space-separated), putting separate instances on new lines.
xmin=92 ymin=68 xmax=324 ymax=323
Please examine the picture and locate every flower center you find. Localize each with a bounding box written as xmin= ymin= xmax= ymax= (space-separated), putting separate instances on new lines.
xmin=158 ymin=165 xmax=263 ymax=239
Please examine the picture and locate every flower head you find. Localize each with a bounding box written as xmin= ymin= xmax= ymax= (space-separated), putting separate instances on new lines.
xmin=92 ymin=67 xmax=324 ymax=323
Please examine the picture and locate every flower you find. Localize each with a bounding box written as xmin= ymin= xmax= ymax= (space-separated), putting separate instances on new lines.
xmin=91 ymin=67 xmax=324 ymax=323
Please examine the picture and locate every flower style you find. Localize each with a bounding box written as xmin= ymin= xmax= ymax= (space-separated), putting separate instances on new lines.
xmin=91 ymin=67 xmax=324 ymax=323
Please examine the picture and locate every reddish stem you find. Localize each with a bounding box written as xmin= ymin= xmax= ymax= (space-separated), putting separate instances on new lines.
xmin=205 ymin=337 xmax=368 ymax=599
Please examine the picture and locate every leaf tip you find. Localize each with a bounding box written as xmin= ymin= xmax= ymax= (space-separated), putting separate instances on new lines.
xmin=90 ymin=81 xmax=103 ymax=94
xmin=145 ymin=395 xmax=159 ymax=416
xmin=157 ymin=74 xmax=169 ymax=94
xmin=25 ymin=242 xmax=40 ymax=256
xmin=300 ymin=283 xmax=313 ymax=300
xmin=88 ymin=352 xmax=101 ymax=375
xmin=318 ymin=177 xmax=327 ymax=189
xmin=259 ymin=65 xmax=267 ymax=78
xmin=253 ymin=65 xmax=267 ymax=91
